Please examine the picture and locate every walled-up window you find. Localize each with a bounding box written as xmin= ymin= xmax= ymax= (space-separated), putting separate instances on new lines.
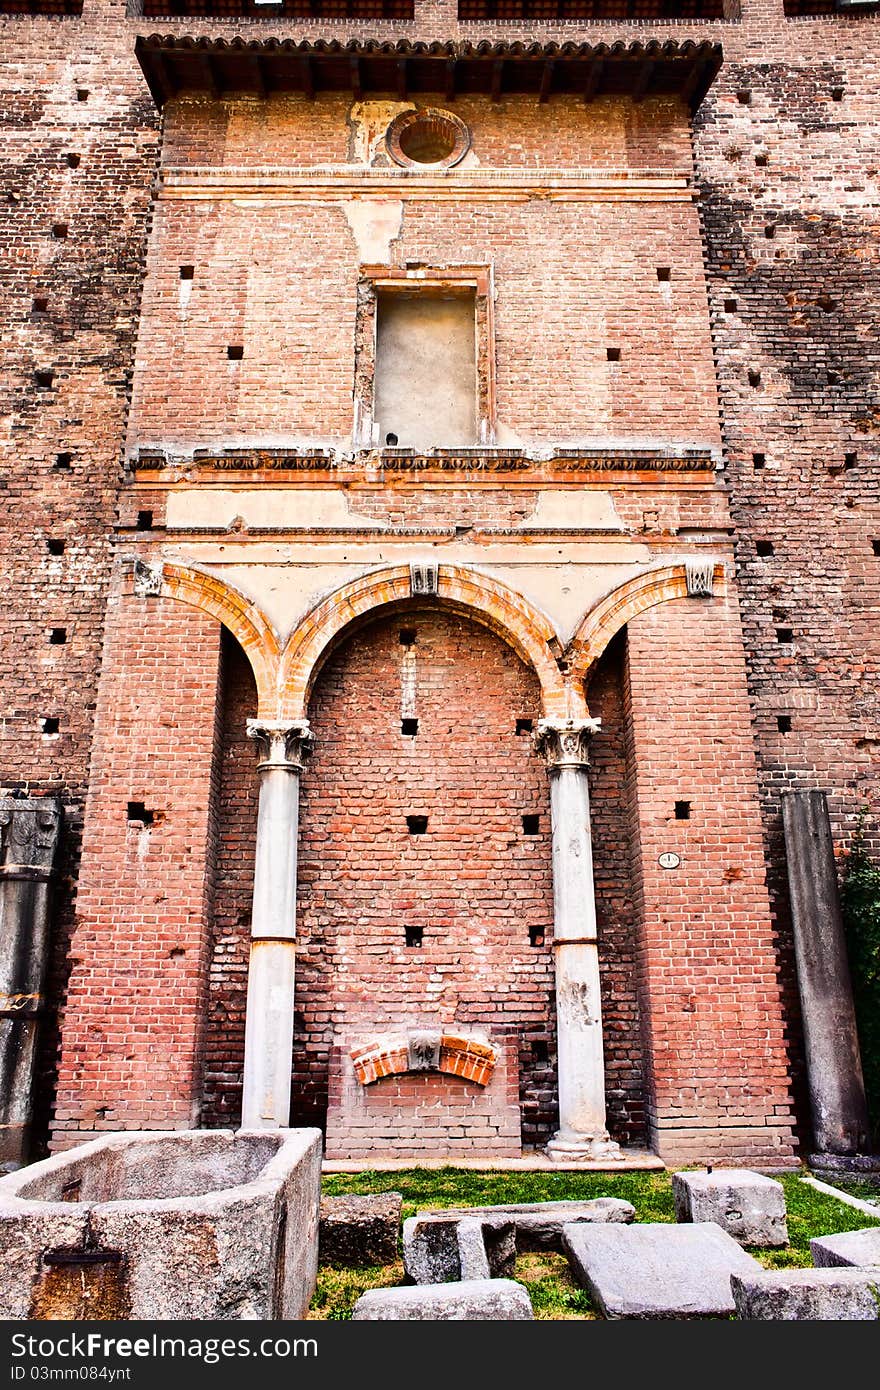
xmin=373 ymin=291 xmax=478 ymax=452
xmin=457 ymin=0 xmax=734 ymax=18
xmin=0 ymin=2 xmax=83 ymax=13
xmin=137 ymin=1 xmax=413 ymax=17
xmin=355 ymin=265 xmax=495 ymax=451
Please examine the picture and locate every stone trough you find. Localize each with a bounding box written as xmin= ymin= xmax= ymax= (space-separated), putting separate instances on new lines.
xmin=0 ymin=1128 xmax=322 ymax=1320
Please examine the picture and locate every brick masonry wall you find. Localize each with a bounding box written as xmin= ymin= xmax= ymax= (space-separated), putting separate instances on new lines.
xmin=202 ymin=621 xmax=648 ymax=1152
xmin=51 ymin=581 xmax=223 ymax=1146
xmin=5 ymin=0 xmax=879 ymax=1152
xmin=624 ymin=590 xmax=797 ymax=1165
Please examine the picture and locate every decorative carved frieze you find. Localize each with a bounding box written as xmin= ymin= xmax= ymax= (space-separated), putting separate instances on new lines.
xmin=534 ymin=718 xmax=602 ymax=772
xmin=246 ymin=719 xmax=314 ymax=771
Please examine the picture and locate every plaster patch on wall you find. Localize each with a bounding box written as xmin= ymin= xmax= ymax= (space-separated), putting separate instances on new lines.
xmin=348 ymin=101 xmax=415 ymax=165
xmin=164 ymin=489 xmax=385 ymax=532
xmin=519 ymin=491 xmax=623 ymax=531
xmin=342 ymin=200 xmax=404 ymax=263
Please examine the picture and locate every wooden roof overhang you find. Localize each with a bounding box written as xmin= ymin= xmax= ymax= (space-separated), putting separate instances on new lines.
xmin=135 ymin=35 xmax=723 ymax=112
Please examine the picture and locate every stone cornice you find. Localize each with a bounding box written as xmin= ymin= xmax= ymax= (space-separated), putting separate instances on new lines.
xmin=130 ymin=445 xmax=719 ymax=477
xmin=158 ymin=165 xmax=694 ymax=203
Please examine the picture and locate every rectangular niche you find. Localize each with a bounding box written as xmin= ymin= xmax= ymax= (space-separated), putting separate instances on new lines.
xmin=355 ymin=265 xmax=495 ymax=451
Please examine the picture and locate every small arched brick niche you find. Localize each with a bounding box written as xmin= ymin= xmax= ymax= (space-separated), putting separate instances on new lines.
xmin=386 ymin=109 xmax=471 ymax=169
xmin=351 ymin=1029 xmax=496 ymax=1087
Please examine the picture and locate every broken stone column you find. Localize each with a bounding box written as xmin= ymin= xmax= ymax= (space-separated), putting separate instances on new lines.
xmin=241 ymin=721 xmax=313 ymax=1129
xmin=534 ymin=720 xmax=620 ymax=1161
xmin=781 ymin=789 xmax=870 ymax=1156
xmin=0 ymin=798 xmax=62 ymax=1169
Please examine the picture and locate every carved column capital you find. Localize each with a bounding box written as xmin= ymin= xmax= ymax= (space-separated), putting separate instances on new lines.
xmin=0 ymin=799 xmax=62 ymax=878
xmin=534 ymin=718 xmax=601 ymax=772
xmin=246 ymin=719 xmax=314 ymax=772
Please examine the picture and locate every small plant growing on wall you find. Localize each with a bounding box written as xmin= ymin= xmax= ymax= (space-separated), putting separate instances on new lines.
xmin=841 ymin=820 xmax=880 ymax=1148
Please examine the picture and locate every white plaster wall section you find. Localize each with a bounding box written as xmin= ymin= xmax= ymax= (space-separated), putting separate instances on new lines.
xmin=475 ymin=558 xmax=650 ymax=644
xmin=163 ymin=543 xmax=653 ymax=646
xmin=342 ymin=200 xmax=404 ymax=264
xmin=164 ymin=488 xmax=385 ymax=531
xmin=518 ymin=490 xmax=624 ymax=531
xmin=348 ymin=101 xmax=415 ymax=166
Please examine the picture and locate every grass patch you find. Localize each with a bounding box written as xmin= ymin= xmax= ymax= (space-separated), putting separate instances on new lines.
xmin=320 ymin=1167 xmax=675 ymax=1223
xmin=310 ymin=1168 xmax=880 ymax=1317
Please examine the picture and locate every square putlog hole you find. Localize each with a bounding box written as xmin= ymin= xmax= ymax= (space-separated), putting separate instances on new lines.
xmin=406 ymin=815 xmax=428 ymax=835
xmin=401 ymin=718 xmax=419 ymax=736
xmin=127 ymin=801 xmax=154 ymax=827
xmin=522 ymin=814 xmax=541 ymax=835
xmin=404 ymin=925 xmax=423 ymax=948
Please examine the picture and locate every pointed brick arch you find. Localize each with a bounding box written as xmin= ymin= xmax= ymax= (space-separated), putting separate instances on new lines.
xmin=156 ymin=561 xmax=281 ymax=716
xmin=567 ymin=561 xmax=726 ymax=682
xmin=279 ymin=563 xmax=578 ymax=719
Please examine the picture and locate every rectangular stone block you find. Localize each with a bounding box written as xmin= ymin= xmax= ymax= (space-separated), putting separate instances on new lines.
xmin=352 ymin=1278 xmax=533 ymax=1320
xmin=0 ymin=1128 xmax=322 ymax=1320
xmin=563 ymin=1221 xmax=762 ymax=1319
xmin=672 ymin=1168 xmax=788 ymax=1246
xmin=731 ymin=1268 xmax=880 ymax=1321
xmin=319 ymin=1192 xmax=402 ymax=1266
xmin=811 ymin=1228 xmax=880 ymax=1268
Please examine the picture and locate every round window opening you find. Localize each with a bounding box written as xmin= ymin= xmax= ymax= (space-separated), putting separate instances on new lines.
xmin=387 ymin=109 xmax=471 ymax=170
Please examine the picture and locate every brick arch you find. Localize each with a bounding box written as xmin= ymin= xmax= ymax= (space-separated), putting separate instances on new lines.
xmin=351 ymin=1032 xmax=497 ymax=1088
xmin=156 ymin=561 xmax=281 ymax=716
xmin=567 ymin=562 xmax=725 ymax=682
xmin=279 ymin=563 xmax=577 ymax=719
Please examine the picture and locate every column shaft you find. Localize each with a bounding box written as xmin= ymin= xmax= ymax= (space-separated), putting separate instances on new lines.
xmin=536 ymin=720 xmax=620 ymax=1162
xmin=241 ymin=721 xmax=312 ymax=1130
xmin=782 ymin=788 xmax=869 ymax=1155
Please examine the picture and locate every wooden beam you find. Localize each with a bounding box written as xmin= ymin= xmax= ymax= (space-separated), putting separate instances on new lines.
xmin=539 ymin=59 xmax=555 ymax=104
xmin=200 ymin=54 xmax=220 ymax=101
xmin=396 ymin=59 xmax=409 ymax=102
xmin=300 ymin=55 xmax=315 ymax=100
xmin=350 ymin=55 xmax=362 ymax=102
xmin=444 ymin=57 xmax=457 ymax=102
xmin=491 ymin=58 xmax=504 ymax=103
xmin=249 ymin=54 xmax=267 ymax=99
xmin=632 ymin=59 xmax=655 ymax=103
xmin=583 ymin=58 xmax=604 ymax=103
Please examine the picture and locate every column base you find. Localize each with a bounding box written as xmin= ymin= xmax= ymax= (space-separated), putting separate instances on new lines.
xmin=545 ymin=1131 xmax=623 ymax=1163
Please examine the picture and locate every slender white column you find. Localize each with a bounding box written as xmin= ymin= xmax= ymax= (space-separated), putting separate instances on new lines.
xmin=535 ymin=719 xmax=621 ymax=1162
xmin=241 ymin=719 xmax=313 ymax=1129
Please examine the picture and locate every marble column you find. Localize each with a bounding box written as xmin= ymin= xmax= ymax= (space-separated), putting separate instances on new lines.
xmin=241 ymin=719 xmax=313 ymax=1130
xmin=0 ymin=797 xmax=62 ymax=1168
xmin=534 ymin=720 xmax=620 ymax=1161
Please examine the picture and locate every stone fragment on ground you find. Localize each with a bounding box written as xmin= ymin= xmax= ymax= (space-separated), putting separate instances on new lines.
xmin=811 ymin=1227 xmax=880 ymax=1268
xmin=352 ymin=1278 xmax=534 ymax=1320
xmin=562 ymin=1220 xmax=761 ymax=1319
xmin=731 ymin=1267 xmax=880 ymax=1320
xmin=404 ymin=1196 xmax=633 ymax=1283
xmin=672 ymin=1168 xmax=788 ymax=1247
xmin=403 ymin=1213 xmax=516 ymax=1284
xmin=318 ymin=1192 xmax=402 ymax=1266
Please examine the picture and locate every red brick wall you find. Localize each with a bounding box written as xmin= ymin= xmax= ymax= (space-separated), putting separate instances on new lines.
xmin=51 ymin=581 xmax=223 ymax=1146
xmin=129 ymin=183 xmax=720 ymax=454
xmin=202 ymin=621 xmax=649 ymax=1152
xmin=624 ymin=590 xmax=798 ymax=1165
xmin=325 ymin=1042 xmax=522 ymax=1161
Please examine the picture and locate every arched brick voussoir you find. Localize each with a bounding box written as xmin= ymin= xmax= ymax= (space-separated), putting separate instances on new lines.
xmin=158 ymin=562 xmax=281 ymax=717
xmin=351 ymin=1033 xmax=497 ymax=1088
xmin=567 ymin=562 xmax=727 ymax=683
xmin=279 ymin=563 xmax=575 ymax=719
